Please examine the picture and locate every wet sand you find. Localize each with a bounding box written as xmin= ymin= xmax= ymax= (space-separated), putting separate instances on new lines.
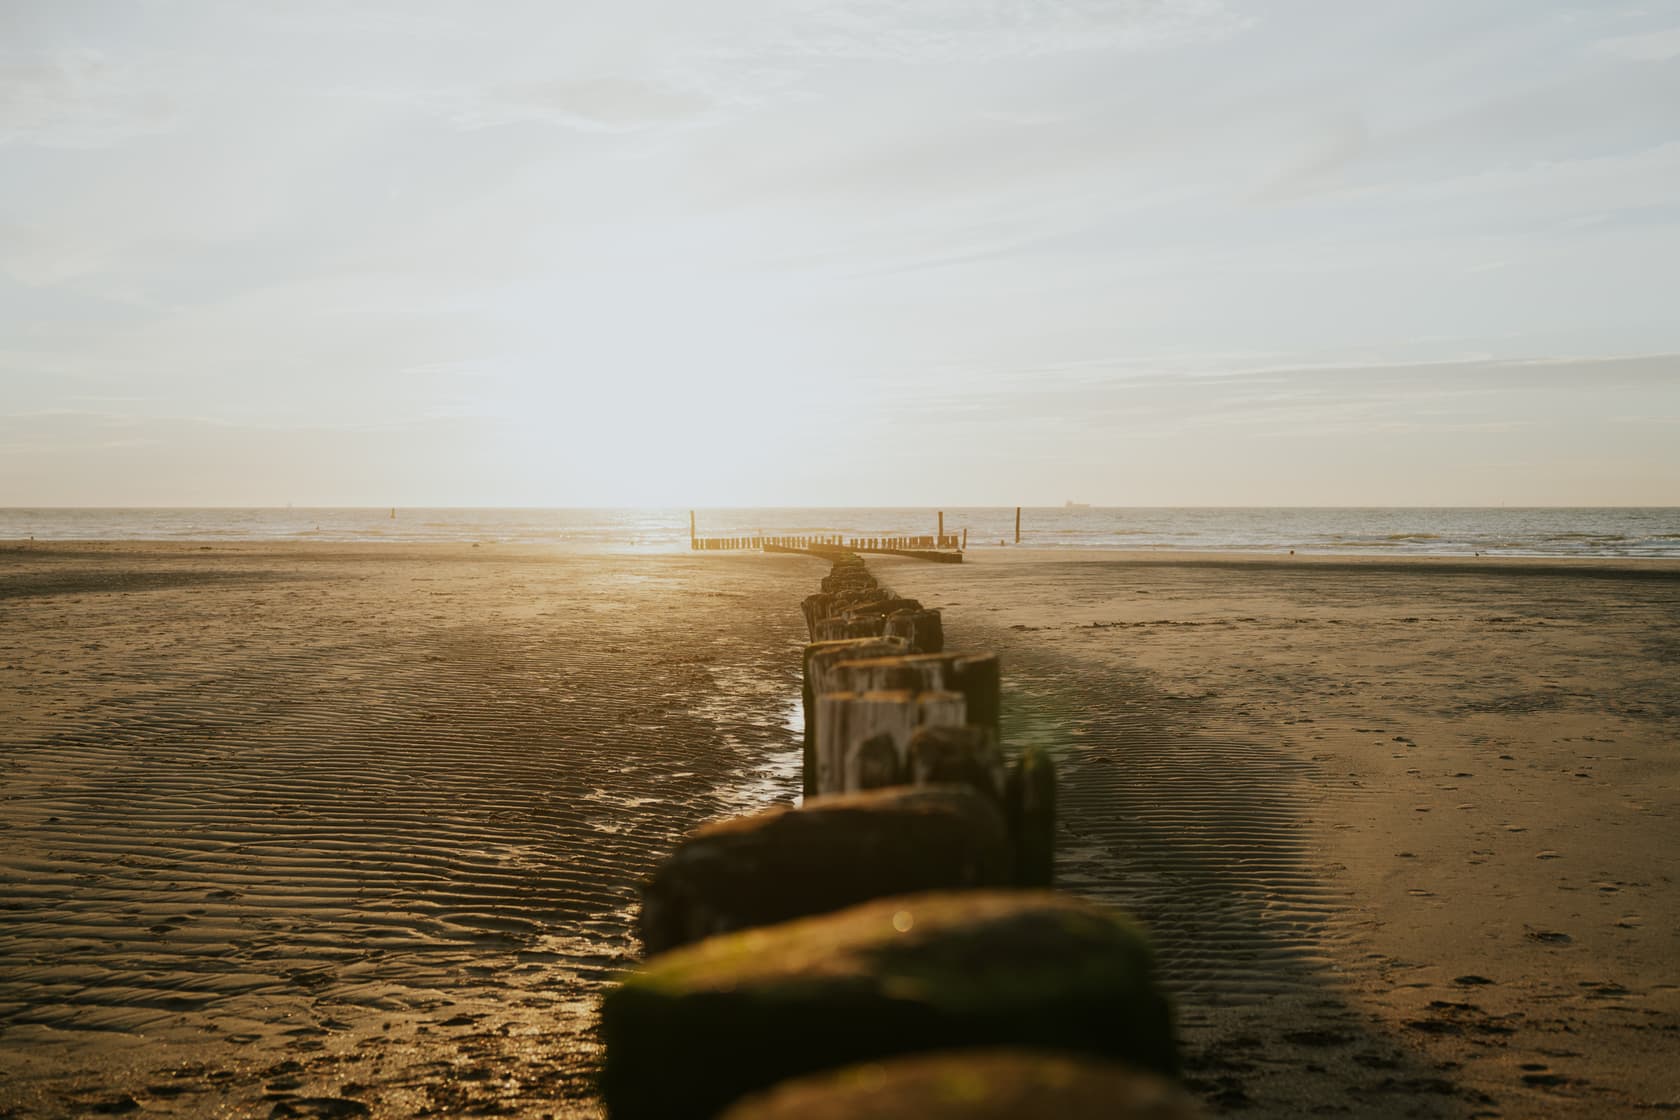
xmin=5 ymin=542 xmax=1678 ymax=1118
xmin=0 ymin=542 xmax=813 ymax=1118
xmin=880 ymin=549 xmax=1680 ymax=1117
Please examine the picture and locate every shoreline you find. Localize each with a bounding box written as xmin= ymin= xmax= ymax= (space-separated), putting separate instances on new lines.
xmin=6 ymin=537 xmax=1680 ymax=568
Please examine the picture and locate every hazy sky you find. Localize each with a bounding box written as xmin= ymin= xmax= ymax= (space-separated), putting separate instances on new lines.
xmin=4 ymin=1 xmax=1679 ymax=506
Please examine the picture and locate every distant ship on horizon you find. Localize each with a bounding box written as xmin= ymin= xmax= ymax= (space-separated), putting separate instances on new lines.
xmin=1064 ymin=500 xmax=1091 ymax=509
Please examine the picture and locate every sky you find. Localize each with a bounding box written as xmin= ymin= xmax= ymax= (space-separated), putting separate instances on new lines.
xmin=3 ymin=0 xmax=1679 ymax=507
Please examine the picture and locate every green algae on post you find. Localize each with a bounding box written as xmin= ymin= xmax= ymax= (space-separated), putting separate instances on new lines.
xmin=600 ymin=890 xmax=1177 ymax=1120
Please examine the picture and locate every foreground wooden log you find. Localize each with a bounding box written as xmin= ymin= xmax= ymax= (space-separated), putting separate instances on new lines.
xmin=599 ymin=890 xmax=1178 ymax=1120
xmin=1006 ymin=744 xmax=1057 ymax=887
xmin=802 ymin=637 xmax=910 ymax=797
xmin=636 ymin=786 xmax=1011 ymax=956
xmin=813 ymin=689 xmax=966 ymax=794
xmin=720 ymin=1049 xmax=1202 ymax=1119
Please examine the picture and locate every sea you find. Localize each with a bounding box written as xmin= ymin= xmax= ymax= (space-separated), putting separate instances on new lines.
xmin=3 ymin=507 xmax=1678 ymax=559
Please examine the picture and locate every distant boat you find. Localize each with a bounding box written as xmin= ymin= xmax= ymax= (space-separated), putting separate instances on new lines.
xmin=1064 ymin=501 xmax=1091 ymax=509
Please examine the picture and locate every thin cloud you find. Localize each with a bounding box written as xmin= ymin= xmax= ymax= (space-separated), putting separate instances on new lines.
xmin=739 ymin=0 xmax=1250 ymax=63
xmin=1597 ymin=26 xmax=1680 ymax=62
xmin=435 ymin=77 xmax=717 ymax=133
xmin=0 ymin=48 xmax=180 ymax=148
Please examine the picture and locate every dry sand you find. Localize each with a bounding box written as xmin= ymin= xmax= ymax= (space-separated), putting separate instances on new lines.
xmin=881 ymin=549 xmax=1680 ymax=1118
xmin=4 ymin=543 xmax=1677 ymax=1118
xmin=0 ymin=542 xmax=813 ymax=1118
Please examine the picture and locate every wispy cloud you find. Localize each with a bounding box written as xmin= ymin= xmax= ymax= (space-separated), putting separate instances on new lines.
xmin=734 ymin=0 xmax=1249 ymax=63
xmin=1252 ymin=114 xmax=1370 ymax=203
xmin=1597 ymin=26 xmax=1680 ymax=61
xmin=432 ymin=77 xmax=717 ymax=133
xmin=0 ymin=48 xmax=180 ymax=148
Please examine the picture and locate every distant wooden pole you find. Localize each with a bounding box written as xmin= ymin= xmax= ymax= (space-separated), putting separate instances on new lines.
xmin=937 ymin=511 xmax=944 ymax=542
xmin=962 ymin=527 xmax=968 ymax=551
xmin=689 ymin=510 xmax=696 ymax=544
xmin=1015 ymin=507 xmax=1021 ymax=544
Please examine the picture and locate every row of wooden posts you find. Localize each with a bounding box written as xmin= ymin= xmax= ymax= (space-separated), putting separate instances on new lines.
xmin=692 ymin=532 xmax=964 ymax=553
xmin=689 ymin=509 xmax=1022 ymax=555
xmin=594 ymin=551 xmax=1192 ymax=1117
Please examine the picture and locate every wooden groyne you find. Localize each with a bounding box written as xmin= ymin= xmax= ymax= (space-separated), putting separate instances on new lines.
xmin=695 ymin=533 xmax=962 ymax=559
xmin=688 ymin=511 xmax=962 ymax=559
xmin=597 ymin=549 xmax=1191 ymax=1118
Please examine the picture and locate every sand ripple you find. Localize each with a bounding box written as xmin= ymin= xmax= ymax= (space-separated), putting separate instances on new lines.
xmin=0 ymin=545 xmax=811 ymax=1117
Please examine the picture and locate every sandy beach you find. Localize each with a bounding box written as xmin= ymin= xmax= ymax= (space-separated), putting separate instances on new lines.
xmin=882 ymin=549 xmax=1680 ymax=1117
xmin=3 ymin=542 xmax=1678 ymax=1117
xmin=0 ymin=543 xmax=814 ymax=1117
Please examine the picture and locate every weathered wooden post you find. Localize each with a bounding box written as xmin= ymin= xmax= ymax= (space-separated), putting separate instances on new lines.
xmin=814 ymin=689 xmax=966 ymax=794
xmin=636 ymin=785 xmax=1012 ymax=955
xmin=1006 ymin=744 xmax=1056 ymax=887
xmin=802 ymin=636 xmax=910 ymax=798
xmin=938 ymin=511 xmax=943 ymax=542
xmin=718 ymin=1051 xmax=1201 ymax=1120
xmin=1015 ymin=506 xmax=1021 ymax=544
xmin=884 ymin=608 xmax=944 ymax=654
xmin=828 ymin=652 xmax=998 ymax=742
xmin=962 ymin=527 xmax=967 ymax=550
xmin=814 ymin=615 xmax=887 ymax=641
xmin=600 ymin=890 xmax=1179 ymax=1119
xmin=689 ymin=510 xmax=696 ymax=547
xmin=907 ymin=724 xmax=1006 ymax=802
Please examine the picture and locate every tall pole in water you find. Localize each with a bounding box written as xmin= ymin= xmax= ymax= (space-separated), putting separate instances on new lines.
xmin=937 ymin=510 xmax=944 ymax=543
xmin=689 ymin=510 xmax=696 ymax=547
xmin=1015 ymin=506 xmax=1021 ymax=544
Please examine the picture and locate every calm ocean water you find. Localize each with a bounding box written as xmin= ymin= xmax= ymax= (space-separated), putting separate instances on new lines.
xmin=3 ymin=507 xmax=1678 ymax=558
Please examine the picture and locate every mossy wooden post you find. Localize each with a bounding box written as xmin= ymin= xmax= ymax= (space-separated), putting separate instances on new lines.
xmin=599 ymin=890 xmax=1179 ymax=1120
xmin=802 ymin=637 xmax=909 ymax=798
xmin=637 ymin=786 xmax=1011 ymax=955
xmin=719 ymin=1050 xmax=1203 ymax=1120
xmin=1007 ymin=744 xmax=1056 ymax=887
